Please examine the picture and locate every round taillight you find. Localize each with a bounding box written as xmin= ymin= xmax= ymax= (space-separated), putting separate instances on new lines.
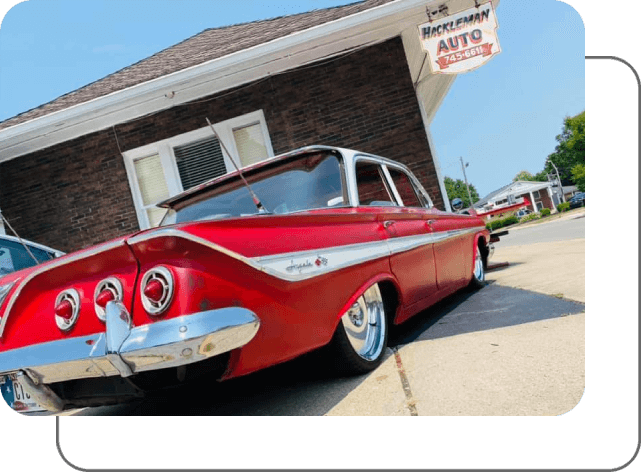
xmin=143 ymin=279 xmax=164 ymax=303
xmin=55 ymin=300 xmax=73 ymax=320
xmin=94 ymin=278 xmax=123 ymax=322
xmin=140 ymin=266 xmax=174 ymax=316
xmin=96 ymin=290 xmax=115 ymax=308
xmin=54 ymin=289 xmax=80 ymax=331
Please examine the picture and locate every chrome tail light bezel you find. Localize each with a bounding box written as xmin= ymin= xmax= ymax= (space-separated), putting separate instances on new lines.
xmin=0 ymin=281 xmax=15 ymax=308
xmin=94 ymin=277 xmax=124 ymax=322
xmin=0 ymin=281 xmax=17 ymax=337
xmin=54 ymin=289 xmax=81 ymax=331
xmin=140 ymin=266 xmax=174 ymax=316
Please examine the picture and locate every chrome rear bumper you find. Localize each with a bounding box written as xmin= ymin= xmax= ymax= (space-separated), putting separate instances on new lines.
xmin=0 ymin=302 xmax=260 ymax=412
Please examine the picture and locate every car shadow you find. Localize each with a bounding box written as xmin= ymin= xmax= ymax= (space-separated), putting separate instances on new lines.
xmin=76 ymin=283 xmax=584 ymax=416
xmin=74 ymin=346 xmax=380 ymax=416
xmin=389 ymin=282 xmax=584 ymax=347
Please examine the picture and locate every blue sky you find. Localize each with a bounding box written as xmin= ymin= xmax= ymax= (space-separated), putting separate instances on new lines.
xmin=0 ymin=0 xmax=584 ymax=197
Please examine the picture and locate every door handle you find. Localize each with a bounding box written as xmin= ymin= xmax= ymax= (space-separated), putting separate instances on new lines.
xmin=383 ymin=220 xmax=395 ymax=229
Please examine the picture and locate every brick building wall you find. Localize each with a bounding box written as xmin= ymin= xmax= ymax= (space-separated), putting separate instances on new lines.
xmin=537 ymin=189 xmax=554 ymax=210
xmin=518 ymin=188 xmax=554 ymax=213
xmin=0 ymin=37 xmax=443 ymax=252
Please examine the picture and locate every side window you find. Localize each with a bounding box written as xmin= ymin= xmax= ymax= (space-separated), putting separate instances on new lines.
xmin=0 ymin=240 xmax=51 ymax=275
xmin=355 ymin=161 xmax=395 ymax=206
xmin=388 ymin=168 xmax=423 ymax=208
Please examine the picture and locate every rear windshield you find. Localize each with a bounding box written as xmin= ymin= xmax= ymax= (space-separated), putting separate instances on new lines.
xmin=161 ymin=152 xmax=347 ymax=225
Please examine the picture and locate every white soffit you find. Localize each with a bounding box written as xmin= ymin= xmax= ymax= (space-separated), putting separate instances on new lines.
xmin=0 ymin=0 xmax=452 ymax=163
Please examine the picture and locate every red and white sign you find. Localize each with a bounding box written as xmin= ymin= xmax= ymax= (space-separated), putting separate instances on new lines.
xmin=418 ymin=3 xmax=501 ymax=74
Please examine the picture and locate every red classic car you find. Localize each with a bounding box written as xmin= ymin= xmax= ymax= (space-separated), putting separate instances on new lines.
xmin=0 ymin=146 xmax=490 ymax=414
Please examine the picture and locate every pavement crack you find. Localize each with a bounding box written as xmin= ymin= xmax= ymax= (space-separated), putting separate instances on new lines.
xmin=392 ymin=347 xmax=418 ymax=416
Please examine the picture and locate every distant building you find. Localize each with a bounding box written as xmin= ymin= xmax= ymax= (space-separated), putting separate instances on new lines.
xmin=547 ymin=183 xmax=580 ymax=206
xmin=474 ymin=180 xmax=557 ymax=217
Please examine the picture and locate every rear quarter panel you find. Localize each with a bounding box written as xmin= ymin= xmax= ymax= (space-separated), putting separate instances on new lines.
xmin=128 ymin=210 xmax=397 ymax=378
xmin=0 ymin=238 xmax=138 ymax=352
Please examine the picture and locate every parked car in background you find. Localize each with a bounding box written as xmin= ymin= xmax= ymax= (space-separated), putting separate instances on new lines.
xmin=0 ymin=235 xmax=64 ymax=412
xmin=0 ymin=146 xmax=494 ymax=414
xmin=515 ymin=208 xmax=531 ymax=219
xmin=0 ymin=234 xmax=64 ymax=276
xmin=569 ymin=192 xmax=585 ymax=209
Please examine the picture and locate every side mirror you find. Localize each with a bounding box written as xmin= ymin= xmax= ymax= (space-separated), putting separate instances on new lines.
xmin=451 ymin=198 xmax=464 ymax=211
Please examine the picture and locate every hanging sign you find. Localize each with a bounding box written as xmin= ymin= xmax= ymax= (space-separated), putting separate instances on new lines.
xmin=418 ymin=2 xmax=501 ymax=74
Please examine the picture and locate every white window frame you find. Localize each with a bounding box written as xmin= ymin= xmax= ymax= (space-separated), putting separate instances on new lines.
xmin=532 ymin=190 xmax=541 ymax=200
xmin=123 ymin=110 xmax=274 ymax=229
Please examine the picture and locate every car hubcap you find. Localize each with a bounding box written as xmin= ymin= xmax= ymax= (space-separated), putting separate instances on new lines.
xmin=474 ymin=250 xmax=484 ymax=281
xmin=341 ymin=284 xmax=386 ymax=361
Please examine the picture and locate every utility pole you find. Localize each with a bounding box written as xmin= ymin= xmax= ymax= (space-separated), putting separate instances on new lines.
xmin=549 ymin=160 xmax=566 ymax=203
xmin=459 ymin=157 xmax=473 ymax=207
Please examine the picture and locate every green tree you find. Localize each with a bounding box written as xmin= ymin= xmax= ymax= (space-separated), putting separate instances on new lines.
xmin=513 ymin=170 xmax=534 ymax=182
xmin=444 ymin=176 xmax=480 ymax=208
xmin=571 ymin=163 xmax=585 ymax=192
xmin=565 ymin=112 xmax=586 ymax=151
xmin=532 ymin=170 xmax=549 ymax=182
xmin=544 ymin=111 xmax=585 ymax=185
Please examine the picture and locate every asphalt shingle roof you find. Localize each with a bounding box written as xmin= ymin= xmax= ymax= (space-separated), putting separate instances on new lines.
xmin=0 ymin=0 xmax=395 ymax=131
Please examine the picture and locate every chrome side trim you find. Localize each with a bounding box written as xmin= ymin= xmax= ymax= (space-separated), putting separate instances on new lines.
xmin=128 ymin=226 xmax=481 ymax=283
xmin=0 ymin=239 xmax=126 ymax=338
xmin=0 ymin=305 xmax=260 ymax=385
xmin=254 ymin=227 xmax=479 ymax=281
xmin=253 ymin=239 xmax=392 ymax=282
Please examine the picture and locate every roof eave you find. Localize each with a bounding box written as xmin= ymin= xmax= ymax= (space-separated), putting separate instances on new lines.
xmin=0 ymin=0 xmax=447 ymax=163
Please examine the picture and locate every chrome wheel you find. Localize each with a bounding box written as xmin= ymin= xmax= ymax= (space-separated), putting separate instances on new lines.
xmin=340 ymin=284 xmax=386 ymax=362
xmin=473 ymin=249 xmax=485 ymax=282
xmin=469 ymin=244 xmax=487 ymax=290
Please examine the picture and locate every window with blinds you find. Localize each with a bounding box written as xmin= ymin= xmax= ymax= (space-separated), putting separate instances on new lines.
xmin=134 ymin=154 xmax=170 ymax=227
xmin=233 ymin=122 xmax=269 ymax=167
xmin=123 ymin=110 xmax=274 ymax=230
xmin=174 ymin=136 xmax=227 ymax=190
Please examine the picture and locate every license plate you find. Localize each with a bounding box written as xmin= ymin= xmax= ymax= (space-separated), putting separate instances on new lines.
xmin=1 ymin=374 xmax=46 ymax=413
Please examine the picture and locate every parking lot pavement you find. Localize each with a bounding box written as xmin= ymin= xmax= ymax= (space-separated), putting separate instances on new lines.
xmin=487 ymin=238 xmax=585 ymax=303
xmin=398 ymin=313 xmax=584 ymax=416
xmin=325 ymin=349 xmax=411 ymax=416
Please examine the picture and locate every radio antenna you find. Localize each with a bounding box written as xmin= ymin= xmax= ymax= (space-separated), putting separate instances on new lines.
xmin=206 ymin=118 xmax=268 ymax=214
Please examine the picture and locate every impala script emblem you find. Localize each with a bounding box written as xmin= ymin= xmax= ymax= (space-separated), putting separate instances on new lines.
xmin=286 ymin=256 xmax=328 ymax=273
